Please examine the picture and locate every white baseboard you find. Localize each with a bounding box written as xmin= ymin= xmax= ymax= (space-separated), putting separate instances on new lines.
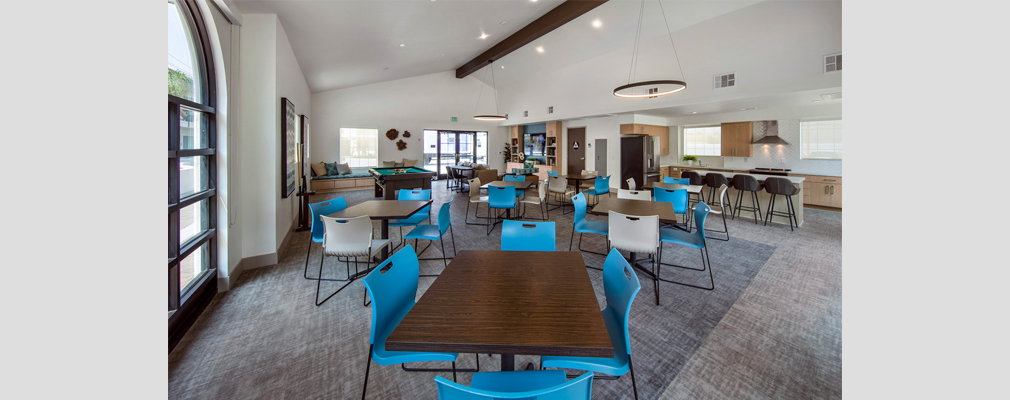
xmin=217 ymin=217 xmax=299 ymax=292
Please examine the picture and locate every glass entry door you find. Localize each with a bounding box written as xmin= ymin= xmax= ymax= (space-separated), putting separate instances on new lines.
xmin=424 ymin=130 xmax=487 ymax=179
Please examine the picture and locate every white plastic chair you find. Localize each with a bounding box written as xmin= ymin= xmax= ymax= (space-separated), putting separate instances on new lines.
xmin=580 ymin=169 xmax=598 ymax=191
xmin=464 ymin=177 xmax=490 ymax=226
xmin=690 ymin=183 xmax=731 ymax=241
xmin=316 ymin=215 xmax=391 ymax=306
xmin=520 ymin=180 xmax=549 ymax=220
xmin=626 ymin=177 xmax=637 ymax=191
xmin=547 ymin=175 xmax=574 ymax=214
xmin=608 ymin=210 xmax=662 ymax=305
xmin=617 ymin=189 xmax=651 ymax=201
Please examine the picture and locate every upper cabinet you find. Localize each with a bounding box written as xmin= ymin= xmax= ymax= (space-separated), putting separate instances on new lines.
xmin=720 ymin=121 xmax=753 ymax=157
xmin=545 ymin=121 xmax=561 ymax=137
xmin=620 ymin=123 xmax=670 ymax=155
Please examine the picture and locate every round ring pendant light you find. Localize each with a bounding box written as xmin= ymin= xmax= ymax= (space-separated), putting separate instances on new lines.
xmin=613 ymin=80 xmax=687 ymax=98
xmin=472 ymin=60 xmax=507 ymax=121
xmin=614 ymin=0 xmax=688 ymax=99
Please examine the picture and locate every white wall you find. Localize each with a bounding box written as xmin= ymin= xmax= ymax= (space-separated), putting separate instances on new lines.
xmin=275 ymin=20 xmax=310 ymax=250
xmin=239 ymin=14 xmax=278 ymax=260
xmin=238 ymin=14 xmax=311 ymax=262
xmin=311 ymin=71 xmax=509 ymax=172
xmin=665 ymin=103 xmax=843 ymax=176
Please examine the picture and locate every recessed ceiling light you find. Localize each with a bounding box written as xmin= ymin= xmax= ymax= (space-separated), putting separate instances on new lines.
xmin=440 ymin=54 xmax=445 ymax=57
xmin=399 ymin=43 xmax=405 ymax=47
xmin=692 ymin=111 xmax=697 ymax=114
xmin=536 ymin=46 xmax=544 ymax=53
xmin=812 ymin=99 xmax=821 ymax=103
xmin=741 ymin=107 xmax=757 ymax=111
xmin=501 ymin=66 xmax=505 ymax=69
xmin=480 ymin=33 xmax=488 ymax=39
xmin=530 ymin=0 xmax=537 ymax=2
xmin=500 ymin=21 xmax=507 ymax=25
xmin=592 ymin=20 xmax=602 ymax=28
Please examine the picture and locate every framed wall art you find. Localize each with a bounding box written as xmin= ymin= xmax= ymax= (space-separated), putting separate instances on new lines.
xmin=281 ymin=97 xmax=297 ymax=198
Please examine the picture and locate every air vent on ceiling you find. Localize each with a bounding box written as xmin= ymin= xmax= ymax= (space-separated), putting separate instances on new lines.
xmin=824 ymin=53 xmax=842 ymax=73
xmin=713 ymin=73 xmax=735 ymax=89
xmin=820 ymin=92 xmax=842 ymax=100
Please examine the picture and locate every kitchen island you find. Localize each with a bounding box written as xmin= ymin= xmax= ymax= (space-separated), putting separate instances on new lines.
xmin=684 ymin=169 xmax=805 ymax=227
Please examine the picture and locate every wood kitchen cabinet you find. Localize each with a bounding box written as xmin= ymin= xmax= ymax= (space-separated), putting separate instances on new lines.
xmin=620 ymin=123 xmax=670 ymax=155
xmin=544 ymin=121 xmax=563 ymax=168
xmin=720 ymin=121 xmax=753 ymax=157
xmin=801 ymin=175 xmax=842 ymax=208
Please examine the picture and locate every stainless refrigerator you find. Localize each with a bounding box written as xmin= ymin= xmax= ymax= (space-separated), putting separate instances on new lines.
xmin=620 ymin=135 xmax=660 ymax=190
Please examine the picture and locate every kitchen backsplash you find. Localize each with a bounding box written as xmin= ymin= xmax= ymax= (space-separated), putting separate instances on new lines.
xmin=722 ymin=119 xmax=842 ymax=176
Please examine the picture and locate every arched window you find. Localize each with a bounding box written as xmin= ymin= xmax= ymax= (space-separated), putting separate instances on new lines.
xmin=168 ymin=0 xmax=217 ymax=350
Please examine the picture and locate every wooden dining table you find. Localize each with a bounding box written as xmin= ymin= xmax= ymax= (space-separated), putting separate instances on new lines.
xmin=563 ymin=173 xmax=598 ymax=194
xmin=326 ymin=199 xmax=432 ymax=263
xmin=385 ymin=250 xmax=613 ymax=371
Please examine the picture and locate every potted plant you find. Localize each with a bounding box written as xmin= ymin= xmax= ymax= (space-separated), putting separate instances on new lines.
xmin=682 ymin=155 xmax=698 ymax=166
xmin=503 ymin=142 xmax=512 ymax=163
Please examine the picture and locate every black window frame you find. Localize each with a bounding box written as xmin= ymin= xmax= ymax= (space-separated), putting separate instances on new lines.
xmin=168 ymin=0 xmax=218 ymax=353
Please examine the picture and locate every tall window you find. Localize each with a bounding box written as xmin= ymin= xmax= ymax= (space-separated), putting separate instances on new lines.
xmin=339 ymin=128 xmax=378 ymax=167
xmin=168 ymin=0 xmax=217 ymax=350
xmin=476 ymin=131 xmax=488 ymax=164
xmin=684 ymin=125 xmax=721 ymax=156
xmin=801 ymin=119 xmax=843 ymax=159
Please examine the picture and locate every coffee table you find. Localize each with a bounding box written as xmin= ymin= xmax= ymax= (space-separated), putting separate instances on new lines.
xmin=385 ymin=250 xmax=613 ymax=371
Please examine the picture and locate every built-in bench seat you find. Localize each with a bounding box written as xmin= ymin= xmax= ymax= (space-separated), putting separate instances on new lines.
xmin=310 ymin=167 xmax=373 ymax=193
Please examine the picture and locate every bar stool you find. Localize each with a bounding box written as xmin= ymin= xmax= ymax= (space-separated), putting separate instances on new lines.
xmin=763 ymin=177 xmax=800 ymax=231
xmin=681 ymin=170 xmax=705 ymax=207
xmin=731 ymin=174 xmax=763 ymax=224
xmin=703 ymin=173 xmax=730 ymax=205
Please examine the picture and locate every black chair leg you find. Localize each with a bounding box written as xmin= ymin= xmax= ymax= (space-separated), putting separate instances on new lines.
xmin=361 ymin=345 xmax=373 ymax=400
xmin=764 ymin=193 xmax=776 ymax=226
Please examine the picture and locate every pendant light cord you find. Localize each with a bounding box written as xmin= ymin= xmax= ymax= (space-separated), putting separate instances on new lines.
xmin=474 ymin=62 xmax=490 ymax=116
xmin=490 ymin=61 xmax=500 ymax=116
xmin=657 ymin=0 xmax=685 ymax=80
xmin=627 ymin=0 xmax=646 ymax=87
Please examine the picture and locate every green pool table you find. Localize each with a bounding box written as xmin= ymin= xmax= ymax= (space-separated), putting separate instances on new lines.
xmin=368 ymin=167 xmax=437 ymax=199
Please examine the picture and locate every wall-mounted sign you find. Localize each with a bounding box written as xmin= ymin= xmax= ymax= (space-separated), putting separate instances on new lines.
xmin=451 ymin=117 xmax=458 ymax=122
xmin=572 ymin=141 xmax=580 ymax=150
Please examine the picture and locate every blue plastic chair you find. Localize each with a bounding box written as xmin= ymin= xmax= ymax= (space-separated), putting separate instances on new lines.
xmin=583 ymin=175 xmax=611 ymax=206
xmin=653 ymin=188 xmax=689 ymax=228
xmin=501 ymin=220 xmax=555 ymax=251
xmin=304 ymin=198 xmax=348 ymax=281
xmin=569 ymin=193 xmax=608 ymax=258
xmin=435 ymin=370 xmax=593 ymax=400
xmin=404 ymin=200 xmax=456 ymax=269
xmin=502 ymin=174 xmax=527 ymax=200
xmin=486 ymin=185 xmax=517 ymax=235
xmin=542 ymin=249 xmax=641 ymax=399
xmin=664 ymin=177 xmax=689 ymax=185
xmin=658 ymin=202 xmax=715 ymax=291
xmin=547 ymin=170 xmax=559 ymax=177
xmin=390 ymin=189 xmax=431 ymax=249
xmin=360 ymin=245 xmax=461 ymax=399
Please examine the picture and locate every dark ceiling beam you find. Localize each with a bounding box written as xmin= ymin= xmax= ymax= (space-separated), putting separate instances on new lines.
xmin=456 ymin=0 xmax=609 ymax=79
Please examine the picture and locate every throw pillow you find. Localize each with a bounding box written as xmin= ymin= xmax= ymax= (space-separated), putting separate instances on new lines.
xmin=336 ymin=163 xmax=352 ymax=175
xmin=382 ymin=160 xmax=396 ymax=167
xmin=394 ymin=162 xmax=405 ymax=168
xmin=310 ymin=162 xmax=327 ymax=177
xmin=402 ymin=159 xmax=417 ymax=167
xmin=324 ymin=162 xmax=340 ymax=176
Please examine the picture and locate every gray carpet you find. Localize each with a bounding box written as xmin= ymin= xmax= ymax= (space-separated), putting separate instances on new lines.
xmin=168 ymin=180 xmax=840 ymax=399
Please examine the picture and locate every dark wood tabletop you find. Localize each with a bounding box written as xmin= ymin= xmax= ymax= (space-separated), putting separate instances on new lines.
xmin=325 ymin=200 xmax=432 ymax=220
xmin=385 ymin=250 xmax=613 ymax=360
xmin=480 ymin=180 xmax=534 ymax=190
xmin=642 ymin=182 xmax=704 ymax=194
xmin=590 ymin=196 xmax=680 ymax=224
xmin=563 ymin=173 xmax=598 ymax=181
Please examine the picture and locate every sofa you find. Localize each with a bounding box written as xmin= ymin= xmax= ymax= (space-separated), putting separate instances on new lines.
xmin=511 ymin=160 xmax=539 ymax=175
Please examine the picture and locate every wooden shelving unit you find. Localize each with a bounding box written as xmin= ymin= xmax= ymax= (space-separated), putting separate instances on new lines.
xmin=544 ymin=121 xmax=562 ymax=168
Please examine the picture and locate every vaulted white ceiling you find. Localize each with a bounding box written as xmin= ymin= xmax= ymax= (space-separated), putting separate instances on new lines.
xmin=231 ymin=0 xmax=842 ymax=120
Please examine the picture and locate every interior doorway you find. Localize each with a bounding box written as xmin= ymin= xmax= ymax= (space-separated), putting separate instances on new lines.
xmin=567 ymin=127 xmax=586 ymax=174
xmin=595 ymin=139 xmax=607 ymax=176
xmin=423 ymin=130 xmax=488 ymax=179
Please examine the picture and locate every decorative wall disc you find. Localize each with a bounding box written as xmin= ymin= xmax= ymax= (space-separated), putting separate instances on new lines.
xmin=396 ymin=139 xmax=407 ymax=151
xmin=386 ymin=129 xmax=399 ymax=140
xmin=403 ymin=131 xmax=411 ymax=138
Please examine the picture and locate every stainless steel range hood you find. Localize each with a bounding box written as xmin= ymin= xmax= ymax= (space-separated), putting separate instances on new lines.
xmin=752 ymin=121 xmax=790 ymax=145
